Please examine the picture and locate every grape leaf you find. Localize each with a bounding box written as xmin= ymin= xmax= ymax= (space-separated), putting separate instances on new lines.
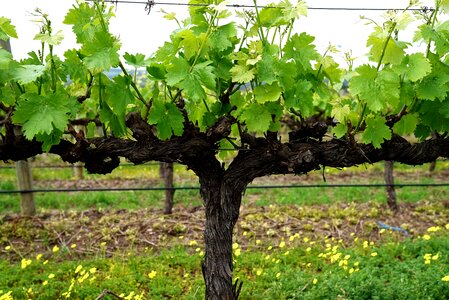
xmin=148 ymin=100 xmax=184 ymax=140
xmin=350 ymin=65 xmax=400 ymax=112
xmin=404 ymin=53 xmax=432 ymax=82
xmin=99 ymin=102 xmax=127 ymax=136
xmin=253 ymin=83 xmax=282 ymax=103
xmin=177 ymin=29 xmax=203 ymax=60
xmin=240 ymin=102 xmax=272 ymax=133
xmin=10 ymin=64 xmax=46 ymax=84
xmin=332 ymin=123 xmax=348 ymax=138
xmin=12 ymin=93 xmax=73 ymax=140
xmin=81 ymin=31 xmax=121 ymax=73
xmin=367 ymin=32 xmax=405 ymax=65
xmin=105 ymin=75 xmax=134 ymax=117
xmin=0 ymin=17 xmax=18 ymax=40
xmin=393 ymin=113 xmax=419 ymax=135
xmin=362 ymin=116 xmax=392 ymax=148
xmin=166 ymin=56 xmax=190 ymax=86
xmin=284 ymin=79 xmax=314 ymax=116
xmin=0 ymin=49 xmax=12 ymax=69
xmin=230 ymin=64 xmax=255 ymax=83
xmin=63 ymin=3 xmax=97 ymax=43
xmin=283 ymin=33 xmax=320 ymax=74
xmin=124 ymin=53 xmax=149 ymax=68
xmin=416 ymin=72 xmax=449 ymax=101
xmin=193 ymin=61 xmax=216 ymax=91
xmin=147 ymin=63 xmax=166 ymax=81
xmin=63 ymin=49 xmax=89 ymax=83
xmin=256 ymin=44 xmax=279 ymax=84
xmin=209 ymin=22 xmax=237 ymax=52
xmin=34 ymin=30 xmax=64 ymax=46
xmin=418 ymin=101 xmax=449 ymax=132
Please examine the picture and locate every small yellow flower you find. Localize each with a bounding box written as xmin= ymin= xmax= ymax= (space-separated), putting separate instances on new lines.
xmin=422 ymin=234 xmax=431 ymax=240
xmin=42 ymin=280 xmax=48 ymax=286
xmin=279 ymin=241 xmax=286 ymax=248
xmin=48 ymin=273 xmax=55 ymax=279
xmin=256 ymin=269 xmax=263 ymax=276
xmin=89 ymin=267 xmax=97 ymax=274
xmin=189 ymin=240 xmax=198 ymax=246
xmin=313 ymin=278 xmax=318 ymax=284
xmin=306 ymin=247 xmax=311 ymax=252
xmin=43 ymin=260 xmax=48 ymax=265
xmin=70 ymin=244 xmax=77 ymax=249
xmin=195 ymin=247 xmax=201 ymax=252
xmin=371 ymin=252 xmax=378 ymax=257
xmin=256 ymin=239 xmax=261 ymax=245
xmin=379 ymin=229 xmax=385 ymax=234
xmin=276 ymin=272 xmax=281 ymax=278
xmin=234 ymin=248 xmax=241 ymax=257
xmin=303 ymin=237 xmax=309 ymax=243
xmin=100 ymin=242 xmax=107 ymax=247
xmin=427 ymin=226 xmax=441 ymax=233
xmin=36 ymin=254 xmax=43 ymax=260
xmin=21 ymin=258 xmax=32 ymax=269
xmin=199 ymin=251 xmax=204 ymax=256
xmin=289 ymin=236 xmax=295 ymax=242
xmin=232 ymin=243 xmax=239 ymax=250
xmin=349 ymin=268 xmax=354 ymax=274
xmin=75 ymin=265 xmax=83 ymax=274
xmin=52 ymin=245 xmax=60 ymax=253
xmin=4 ymin=246 xmax=11 ymax=251
xmin=445 ymin=224 xmax=449 ymax=230
xmin=267 ymin=246 xmax=273 ymax=251
xmin=148 ymin=270 xmax=157 ymax=279
xmin=442 ymin=275 xmax=449 ymax=282
xmin=432 ymin=254 xmax=440 ymax=260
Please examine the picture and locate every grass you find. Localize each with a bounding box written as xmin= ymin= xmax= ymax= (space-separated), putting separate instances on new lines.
xmin=1 ymin=229 xmax=449 ymax=299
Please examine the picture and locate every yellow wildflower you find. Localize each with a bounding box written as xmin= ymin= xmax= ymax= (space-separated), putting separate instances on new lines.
xmin=21 ymin=258 xmax=32 ymax=269
xmin=279 ymin=240 xmax=286 ymax=248
xmin=313 ymin=278 xmax=318 ymax=284
xmin=48 ymin=273 xmax=55 ymax=279
xmin=442 ymin=275 xmax=449 ymax=282
xmin=427 ymin=226 xmax=441 ymax=233
xmin=232 ymin=243 xmax=239 ymax=250
xmin=256 ymin=239 xmax=261 ymax=245
xmin=306 ymin=247 xmax=311 ymax=252
xmin=371 ymin=252 xmax=378 ymax=257
xmin=36 ymin=254 xmax=43 ymax=260
xmin=75 ymin=265 xmax=83 ymax=274
xmin=52 ymin=245 xmax=60 ymax=253
xmin=4 ymin=246 xmax=11 ymax=251
xmin=276 ymin=272 xmax=281 ymax=278
xmin=256 ymin=269 xmax=263 ymax=276
xmin=89 ymin=267 xmax=97 ymax=274
xmin=148 ymin=270 xmax=157 ymax=279
xmin=42 ymin=281 xmax=48 ymax=286
xmin=234 ymin=248 xmax=241 ymax=257
xmin=422 ymin=234 xmax=431 ymax=240
xmin=70 ymin=244 xmax=77 ymax=249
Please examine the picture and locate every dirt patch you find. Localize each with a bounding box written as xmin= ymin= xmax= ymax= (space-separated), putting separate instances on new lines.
xmin=1 ymin=200 xmax=448 ymax=262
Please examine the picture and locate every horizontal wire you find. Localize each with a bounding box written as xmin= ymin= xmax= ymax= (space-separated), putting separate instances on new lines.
xmin=1 ymin=183 xmax=449 ymax=194
xmin=86 ymin=0 xmax=433 ymax=11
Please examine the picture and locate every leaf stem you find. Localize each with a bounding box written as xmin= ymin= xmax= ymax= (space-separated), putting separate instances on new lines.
xmin=253 ymin=0 xmax=266 ymax=42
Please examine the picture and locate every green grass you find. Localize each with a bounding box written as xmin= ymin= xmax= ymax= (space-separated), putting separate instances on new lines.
xmin=2 ymin=231 xmax=449 ymax=299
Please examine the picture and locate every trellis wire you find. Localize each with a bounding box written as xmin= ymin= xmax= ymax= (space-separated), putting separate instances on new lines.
xmin=1 ymin=183 xmax=449 ymax=194
xmin=86 ymin=0 xmax=434 ymax=12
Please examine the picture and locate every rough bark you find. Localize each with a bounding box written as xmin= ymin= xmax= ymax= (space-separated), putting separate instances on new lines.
xmin=160 ymin=162 xmax=175 ymax=215
xmin=384 ymin=161 xmax=398 ymax=211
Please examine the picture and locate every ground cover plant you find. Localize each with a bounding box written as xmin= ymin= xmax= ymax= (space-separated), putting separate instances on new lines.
xmin=2 ymin=0 xmax=449 ymax=298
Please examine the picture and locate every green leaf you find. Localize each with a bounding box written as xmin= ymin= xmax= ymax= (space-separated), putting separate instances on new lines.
xmin=209 ymin=22 xmax=237 ymax=52
xmin=99 ymin=102 xmax=127 ymax=136
xmin=367 ymin=31 xmax=405 ymax=65
xmin=105 ymin=75 xmax=134 ymax=117
xmin=166 ymin=57 xmax=190 ymax=86
xmin=34 ymin=30 xmax=64 ymax=46
xmin=0 ymin=17 xmax=18 ymax=40
xmin=416 ymin=72 xmax=449 ymax=101
xmin=0 ymin=48 xmax=12 ymax=69
xmin=230 ymin=64 xmax=255 ymax=83
xmin=350 ymin=65 xmax=400 ymax=112
xmin=332 ymin=123 xmax=348 ymax=138
xmin=81 ymin=31 xmax=121 ymax=73
xmin=253 ymin=83 xmax=282 ymax=103
xmin=257 ymin=44 xmax=279 ymax=84
xmin=124 ymin=53 xmax=149 ymax=68
xmin=403 ymin=53 xmax=432 ymax=82
xmin=393 ymin=114 xmax=419 ymax=135
xmin=12 ymin=93 xmax=72 ymax=140
xmin=240 ymin=102 xmax=272 ymax=133
xmin=283 ymin=33 xmax=320 ymax=74
xmin=193 ymin=61 xmax=216 ymax=91
xmin=147 ymin=63 xmax=166 ymax=81
xmin=361 ymin=116 xmax=392 ymax=148
xmin=63 ymin=3 xmax=98 ymax=43
xmin=10 ymin=64 xmax=46 ymax=84
xmin=418 ymin=23 xmax=449 ymax=56
xmin=284 ymin=79 xmax=314 ymax=117
xmin=148 ymin=101 xmax=184 ymax=140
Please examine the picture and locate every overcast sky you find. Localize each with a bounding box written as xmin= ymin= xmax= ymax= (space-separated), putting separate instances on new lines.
xmin=2 ymin=0 xmax=436 ymax=66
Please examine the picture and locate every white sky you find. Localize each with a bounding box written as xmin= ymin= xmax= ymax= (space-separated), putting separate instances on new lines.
xmin=2 ymin=0 xmax=436 ymax=66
